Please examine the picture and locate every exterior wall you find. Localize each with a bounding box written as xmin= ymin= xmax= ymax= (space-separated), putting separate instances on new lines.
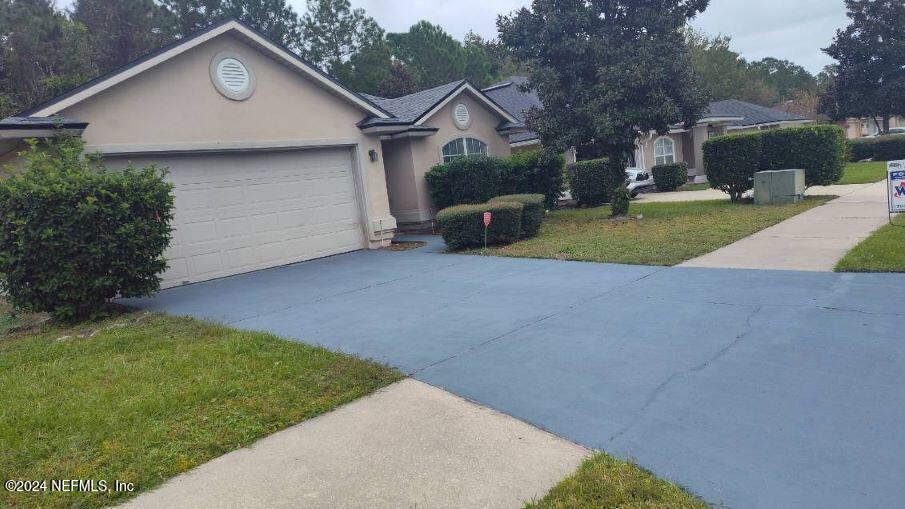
xmin=381 ymin=138 xmax=421 ymax=223
xmin=638 ymin=133 xmax=684 ymax=172
xmin=0 ymin=142 xmax=28 ymax=177
xmin=387 ymin=91 xmax=512 ymax=224
xmin=52 ymin=32 xmax=393 ymax=246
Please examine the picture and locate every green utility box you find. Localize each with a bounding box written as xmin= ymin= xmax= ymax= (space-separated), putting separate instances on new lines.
xmin=754 ymin=169 xmax=805 ymax=205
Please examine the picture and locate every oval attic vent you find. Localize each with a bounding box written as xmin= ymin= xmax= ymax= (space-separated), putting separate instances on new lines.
xmin=217 ymin=58 xmax=250 ymax=93
xmin=453 ymin=103 xmax=471 ymax=129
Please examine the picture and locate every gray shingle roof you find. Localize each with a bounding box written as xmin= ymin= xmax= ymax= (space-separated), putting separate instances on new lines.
xmin=705 ymin=99 xmax=809 ymax=127
xmin=483 ymin=77 xmax=542 ymax=143
xmin=362 ymin=80 xmax=466 ymax=124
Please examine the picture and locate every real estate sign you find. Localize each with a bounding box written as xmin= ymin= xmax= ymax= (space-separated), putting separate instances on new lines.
xmin=889 ymin=160 xmax=905 ymax=214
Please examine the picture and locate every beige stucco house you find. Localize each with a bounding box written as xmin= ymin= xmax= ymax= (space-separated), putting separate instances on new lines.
xmin=484 ymin=77 xmax=812 ymax=183
xmin=0 ymin=19 xmax=522 ymax=288
xmin=835 ymin=116 xmax=905 ymax=139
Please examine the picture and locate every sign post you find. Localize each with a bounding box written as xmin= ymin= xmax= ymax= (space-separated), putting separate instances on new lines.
xmin=483 ymin=212 xmax=492 ymax=250
xmin=888 ymin=160 xmax=905 ymax=224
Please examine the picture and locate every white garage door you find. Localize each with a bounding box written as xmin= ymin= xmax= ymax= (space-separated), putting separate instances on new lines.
xmin=107 ymin=148 xmax=365 ymax=287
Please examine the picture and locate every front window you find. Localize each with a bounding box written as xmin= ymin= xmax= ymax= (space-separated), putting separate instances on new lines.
xmin=442 ymin=137 xmax=488 ymax=163
xmin=654 ymin=137 xmax=675 ymax=166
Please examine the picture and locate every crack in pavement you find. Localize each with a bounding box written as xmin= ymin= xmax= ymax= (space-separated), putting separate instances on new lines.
xmin=410 ymin=265 xmax=669 ymax=376
xmin=606 ymin=304 xmax=765 ymax=444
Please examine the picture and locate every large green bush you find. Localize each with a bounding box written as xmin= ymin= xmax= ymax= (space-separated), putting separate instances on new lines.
xmin=489 ymin=194 xmax=545 ymax=237
xmin=703 ymin=132 xmax=762 ymax=202
xmin=759 ymin=125 xmax=845 ymax=187
xmin=847 ymin=136 xmax=905 ymax=162
xmin=436 ymin=202 xmax=523 ymax=250
xmin=566 ymin=158 xmax=625 ymax=207
xmin=499 ymin=149 xmax=565 ymax=208
xmin=425 ymin=156 xmax=502 ymax=210
xmin=651 ymin=162 xmax=688 ymax=191
xmin=0 ymin=136 xmax=174 ymax=320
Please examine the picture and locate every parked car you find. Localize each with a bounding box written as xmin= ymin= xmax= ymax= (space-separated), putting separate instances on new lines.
xmin=625 ymin=168 xmax=655 ymax=197
xmin=864 ymin=127 xmax=905 ymax=138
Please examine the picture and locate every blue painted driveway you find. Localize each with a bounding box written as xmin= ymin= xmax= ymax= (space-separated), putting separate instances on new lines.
xmin=126 ymin=237 xmax=905 ymax=508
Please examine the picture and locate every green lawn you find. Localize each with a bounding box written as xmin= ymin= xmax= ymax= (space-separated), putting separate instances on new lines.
xmin=838 ymin=161 xmax=888 ymax=185
xmin=525 ymin=453 xmax=705 ymax=509
xmin=677 ymin=182 xmax=710 ymax=192
xmin=835 ymin=222 xmax=905 ymax=272
xmin=481 ymin=197 xmax=832 ymax=266
xmin=0 ymin=304 xmax=402 ymax=509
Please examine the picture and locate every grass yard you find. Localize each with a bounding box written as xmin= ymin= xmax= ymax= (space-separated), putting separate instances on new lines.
xmin=481 ymin=197 xmax=832 ymax=266
xmin=0 ymin=304 xmax=402 ymax=509
xmin=525 ymin=452 xmax=705 ymax=509
xmin=677 ymin=182 xmax=710 ymax=192
xmin=838 ymin=161 xmax=888 ymax=185
xmin=835 ymin=222 xmax=905 ymax=272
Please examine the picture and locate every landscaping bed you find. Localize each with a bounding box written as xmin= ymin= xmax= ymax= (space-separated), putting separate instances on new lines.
xmin=525 ymin=452 xmax=705 ymax=508
xmin=0 ymin=303 xmax=401 ymax=509
xmin=835 ymin=223 xmax=905 ymax=272
xmin=478 ymin=197 xmax=832 ymax=266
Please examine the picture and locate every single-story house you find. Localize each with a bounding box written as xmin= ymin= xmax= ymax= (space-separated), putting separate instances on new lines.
xmin=483 ymin=77 xmax=812 ymax=183
xmin=835 ymin=116 xmax=905 ymax=139
xmin=0 ymin=18 xmax=524 ymax=288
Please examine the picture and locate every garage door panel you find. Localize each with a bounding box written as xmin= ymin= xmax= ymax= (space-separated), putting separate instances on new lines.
xmin=105 ymin=148 xmax=365 ymax=287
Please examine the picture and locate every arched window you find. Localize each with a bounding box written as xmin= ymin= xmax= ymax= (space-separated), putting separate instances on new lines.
xmin=654 ymin=137 xmax=676 ymax=166
xmin=441 ymin=137 xmax=488 ymax=163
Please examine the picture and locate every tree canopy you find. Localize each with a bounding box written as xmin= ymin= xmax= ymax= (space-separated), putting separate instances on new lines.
xmin=821 ymin=0 xmax=905 ymax=131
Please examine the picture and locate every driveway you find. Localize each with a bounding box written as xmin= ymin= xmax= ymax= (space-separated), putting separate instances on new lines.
xmin=127 ymin=238 xmax=905 ymax=508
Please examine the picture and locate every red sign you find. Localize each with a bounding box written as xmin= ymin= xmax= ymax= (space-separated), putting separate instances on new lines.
xmin=483 ymin=212 xmax=492 ymax=226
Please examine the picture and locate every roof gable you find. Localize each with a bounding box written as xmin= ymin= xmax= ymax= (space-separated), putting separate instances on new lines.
xmin=20 ymin=18 xmax=390 ymax=119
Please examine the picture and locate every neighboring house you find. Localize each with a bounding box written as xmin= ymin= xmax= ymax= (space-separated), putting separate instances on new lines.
xmin=0 ymin=18 xmax=523 ymax=288
xmin=483 ymin=77 xmax=812 ymax=183
xmin=835 ymin=116 xmax=905 ymax=139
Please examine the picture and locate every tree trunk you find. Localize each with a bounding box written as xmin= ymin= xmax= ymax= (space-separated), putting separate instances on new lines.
xmin=882 ymin=116 xmax=891 ymax=134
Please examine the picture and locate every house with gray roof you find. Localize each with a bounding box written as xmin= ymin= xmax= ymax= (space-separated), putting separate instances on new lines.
xmin=483 ymin=77 xmax=812 ymax=182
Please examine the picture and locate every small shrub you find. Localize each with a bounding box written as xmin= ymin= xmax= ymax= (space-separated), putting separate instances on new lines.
xmin=704 ymin=132 xmax=762 ymax=202
xmin=489 ymin=194 xmax=545 ymax=237
xmin=759 ymin=125 xmax=845 ymax=187
xmin=651 ymin=162 xmax=688 ymax=191
xmin=847 ymin=138 xmax=876 ymax=162
xmin=847 ymin=135 xmax=905 ymax=162
xmin=609 ymin=185 xmax=631 ymax=217
xmin=567 ymin=158 xmax=625 ymax=206
xmin=425 ymin=156 xmax=503 ymax=210
xmin=436 ymin=202 xmax=523 ymax=250
xmin=0 ymin=135 xmax=174 ymax=320
xmin=500 ymin=148 xmax=565 ymax=209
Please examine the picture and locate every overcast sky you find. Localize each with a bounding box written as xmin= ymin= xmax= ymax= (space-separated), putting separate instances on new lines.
xmin=327 ymin=0 xmax=850 ymax=74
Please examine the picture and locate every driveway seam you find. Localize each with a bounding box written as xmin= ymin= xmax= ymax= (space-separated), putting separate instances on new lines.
xmin=607 ymin=305 xmax=764 ymax=444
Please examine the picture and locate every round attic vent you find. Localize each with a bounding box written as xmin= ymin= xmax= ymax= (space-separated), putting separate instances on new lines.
xmin=210 ymin=52 xmax=255 ymax=101
xmin=453 ymin=103 xmax=471 ymax=130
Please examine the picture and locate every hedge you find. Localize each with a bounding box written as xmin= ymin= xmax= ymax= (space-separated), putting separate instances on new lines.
xmin=425 ymin=155 xmax=503 ymax=210
xmin=436 ymin=201 xmax=523 ymax=250
xmin=704 ymin=125 xmax=846 ymax=200
xmin=499 ymin=149 xmax=565 ymax=209
xmin=651 ymin=162 xmax=687 ymax=191
xmin=0 ymin=136 xmax=174 ymax=320
xmin=847 ymin=135 xmax=905 ymax=162
xmin=759 ymin=125 xmax=845 ymax=187
xmin=703 ymin=132 xmax=762 ymax=202
xmin=489 ymin=194 xmax=545 ymax=238
xmin=566 ymin=158 xmax=625 ymax=206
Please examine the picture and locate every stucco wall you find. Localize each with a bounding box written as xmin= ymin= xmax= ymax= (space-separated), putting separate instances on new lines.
xmin=639 ymin=133 xmax=684 ymax=171
xmin=53 ymin=32 xmax=393 ymax=241
xmin=387 ymin=91 xmax=512 ymax=223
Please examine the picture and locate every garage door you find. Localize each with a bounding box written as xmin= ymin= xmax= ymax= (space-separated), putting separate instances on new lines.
xmin=106 ymin=148 xmax=365 ymax=288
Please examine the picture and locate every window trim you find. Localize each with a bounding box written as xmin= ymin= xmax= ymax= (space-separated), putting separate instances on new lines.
xmin=440 ymin=137 xmax=488 ymax=163
xmin=654 ymin=136 xmax=676 ymax=166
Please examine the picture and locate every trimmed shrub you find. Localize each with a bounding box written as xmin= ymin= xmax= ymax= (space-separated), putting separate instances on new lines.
xmin=703 ymin=132 xmax=762 ymax=202
xmin=567 ymin=158 xmax=625 ymax=206
xmin=436 ymin=201 xmax=523 ymax=250
xmin=759 ymin=125 xmax=845 ymax=187
xmin=847 ymin=135 xmax=905 ymax=162
xmin=489 ymin=193 xmax=545 ymax=237
xmin=651 ymin=162 xmax=688 ymax=191
xmin=425 ymin=156 xmax=502 ymax=210
xmin=0 ymin=136 xmax=174 ymax=320
xmin=609 ymin=185 xmax=631 ymax=217
xmin=500 ymin=148 xmax=566 ymax=209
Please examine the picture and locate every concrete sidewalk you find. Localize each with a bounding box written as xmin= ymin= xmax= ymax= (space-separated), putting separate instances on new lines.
xmin=680 ymin=181 xmax=888 ymax=271
xmin=634 ymin=182 xmax=870 ymax=203
xmin=121 ymin=379 xmax=588 ymax=509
